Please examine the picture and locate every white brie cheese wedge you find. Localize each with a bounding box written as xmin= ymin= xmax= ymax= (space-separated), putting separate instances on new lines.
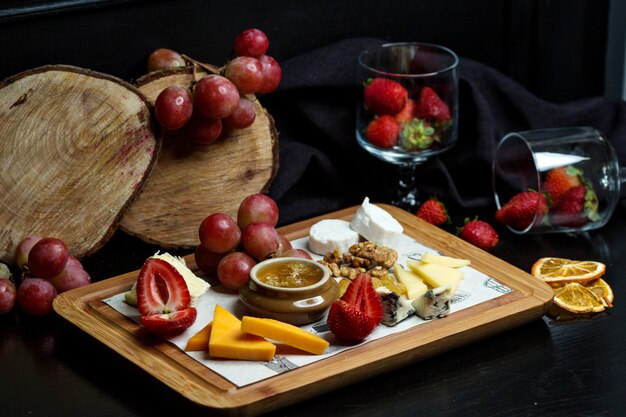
xmin=350 ymin=197 xmax=403 ymax=247
xmin=308 ymin=219 xmax=360 ymax=255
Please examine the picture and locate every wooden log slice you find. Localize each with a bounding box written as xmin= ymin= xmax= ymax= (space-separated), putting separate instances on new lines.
xmin=0 ymin=65 xmax=159 ymax=264
xmin=119 ymin=67 xmax=278 ymax=248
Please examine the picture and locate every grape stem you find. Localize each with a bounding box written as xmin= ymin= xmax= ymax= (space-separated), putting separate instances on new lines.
xmin=181 ymin=54 xmax=223 ymax=76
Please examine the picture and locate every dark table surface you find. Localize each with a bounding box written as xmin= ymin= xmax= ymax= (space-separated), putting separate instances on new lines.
xmin=1 ymin=203 xmax=624 ymax=417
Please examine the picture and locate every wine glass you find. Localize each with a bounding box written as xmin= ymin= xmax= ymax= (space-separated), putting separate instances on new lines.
xmin=356 ymin=42 xmax=459 ymax=211
xmin=493 ymin=126 xmax=626 ymax=234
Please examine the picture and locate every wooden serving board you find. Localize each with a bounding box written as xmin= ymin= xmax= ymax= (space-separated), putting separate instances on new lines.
xmin=54 ymin=204 xmax=554 ymax=416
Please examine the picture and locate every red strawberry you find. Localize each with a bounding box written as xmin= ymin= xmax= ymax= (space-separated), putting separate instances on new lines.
xmin=551 ymin=185 xmax=599 ymax=227
xmin=495 ymin=191 xmax=548 ymax=231
xmin=394 ymin=98 xmax=417 ymax=124
xmin=327 ymin=273 xmax=382 ymax=344
xmin=416 ymin=197 xmax=449 ymax=226
xmin=141 ymin=307 xmax=198 ymax=336
xmin=136 ymin=258 xmax=191 ymax=316
xmin=363 ymin=78 xmax=408 ymax=115
xmin=543 ymin=166 xmax=582 ymax=204
xmin=365 ymin=115 xmax=400 ymax=148
xmin=414 ymin=86 xmax=451 ymax=122
xmin=458 ymin=219 xmax=499 ymax=252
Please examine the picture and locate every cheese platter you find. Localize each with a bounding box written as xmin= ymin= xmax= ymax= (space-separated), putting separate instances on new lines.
xmin=53 ymin=203 xmax=554 ymax=416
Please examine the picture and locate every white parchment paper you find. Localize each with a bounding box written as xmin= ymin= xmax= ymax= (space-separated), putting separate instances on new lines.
xmin=104 ymin=234 xmax=511 ymax=387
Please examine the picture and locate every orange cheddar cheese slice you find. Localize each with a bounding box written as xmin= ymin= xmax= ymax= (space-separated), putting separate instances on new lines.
xmin=241 ymin=316 xmax=329 ymax=355
xmin=208 ymin=305 xmax=276 ymax=361
xmin=184 ymin=321 xmax=212 ymax=352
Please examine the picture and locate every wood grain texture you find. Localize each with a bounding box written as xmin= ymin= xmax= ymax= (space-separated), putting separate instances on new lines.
xmin=54 ymin=204 xmax=554 ymax=416
xmin=119 ymin=67 xmax=279 ymax=249
xmin=0 ymin=65 xmax=158 ymax=263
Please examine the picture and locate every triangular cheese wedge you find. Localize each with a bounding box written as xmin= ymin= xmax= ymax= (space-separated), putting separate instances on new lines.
xmin=208 ymin=305 xmax=276 ymax=361
xmin=184 ymin=321 xmax=212 ymax=352
xmin=393 ymin=263 xmax=428 ymax=300
xmin=407 ymin=260 xmax=463 ymax=296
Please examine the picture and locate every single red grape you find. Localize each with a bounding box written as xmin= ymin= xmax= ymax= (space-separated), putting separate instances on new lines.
xmin=193 ymin=75 xmax=240 ymax=119
xmin=194 ymin=245 xmax=228 ymax=276
xmin=17 ymin=278 xmax=57 ymax=316
xmin=15 ymin=235 xmax=43 ymax=269
xmin=241 ymin=222 xmax=280 ymax=261
xmin=0 ymin=279 xmax=16 ymax=315
xmin=186 ymin=110 xmax=223 ymax=145
xmin=147 ymin=48 xmax=185 ymax=72
xmin=237 ymin=193 xmax=279 ymax=228
xmin=216 ymin=252 xmax=256 ymax=291
xmin=233 ymin=28 xmax=269 ymax=58
xmin=28 ymin=237 xmax=69 ymax=279
xmin=49 ymin=257 xmax=91 ymax=293
xmin=199 ymin=213 xmax=241 ymax=253
xmin=224 ymin=56 xmax=264 ymax=94
xmin=279 ymin=249 xmax=313 ymax=260
xmin=275 ymin=234 xmax=293 ymax=257
xmin=223 ymin=98 xmax=256 ymax=129
xmin=258 ymin=55 xmax=282 ymax=94
xmin=155 ymin=86 xmax=193 ymax=130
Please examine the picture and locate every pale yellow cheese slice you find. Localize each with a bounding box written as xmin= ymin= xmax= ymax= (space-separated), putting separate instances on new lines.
xmin=241 ymin=316 xmax=329 ymax=355
xmin=209 ymin=305 xmax=276 ymax=361
xmin=420 ymin=252 xmax=471 ymax=268
xmin=393 ymin=263 xmax=428 ymax=300
xmin=407 ymin=260 xmax=463 ymax=296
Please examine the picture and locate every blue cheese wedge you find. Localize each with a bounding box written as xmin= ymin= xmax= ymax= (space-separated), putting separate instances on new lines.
xmin=376 ymin=287 xmax=416 ymax=326
xmin=411 ymin=286 xmax=452 ymax=320
xmin=308 ymin=219 xmax=360 ymax=255
xmin=125 ymin=252 xmax=210 ymax=306
xmin=350 ymin=197 xmax=403 ymax=247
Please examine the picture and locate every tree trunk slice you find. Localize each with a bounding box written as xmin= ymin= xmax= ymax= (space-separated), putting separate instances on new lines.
xmin=119 ymin=67 xmax=279 ymax=249
xmin=0 ymin=65 xmax=159 ymax=264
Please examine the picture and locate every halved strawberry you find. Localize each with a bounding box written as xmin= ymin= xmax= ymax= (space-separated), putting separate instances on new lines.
xmin=136 ymin=258 xmax=191 ymax=316
xmin=327 ymin=273 xmax=382 ymax=343
xmin=141 ymin=307 xmax=198 ymax=336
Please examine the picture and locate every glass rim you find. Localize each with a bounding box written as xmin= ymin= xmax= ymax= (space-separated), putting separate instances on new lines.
xmin=358 ymin=41 xmax=459 ymax=78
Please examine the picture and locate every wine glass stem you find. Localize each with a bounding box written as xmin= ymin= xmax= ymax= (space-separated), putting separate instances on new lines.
xmin=393 ymin=163 xmax=420 ymax=211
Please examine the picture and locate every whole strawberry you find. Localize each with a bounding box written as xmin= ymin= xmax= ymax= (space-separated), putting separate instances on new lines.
xmin=551 ymin=185 xmax=600 ymax=227
xmin=495 ymin=191 xmax=548 ymax=231
xmin=458 ymin=219 xmax=499 ymax=251
xmin=327 ymin=273 xmax=383 ymax=344
xmin=414 ymin=86 xmax=451 ymax=122
xmin=394 ymin=98 xmax=417 ymax=124
xmin=364 ymin=78 xmax=408 ymax=116
xmin=543 ymin=166 xmax=582 ymax=204
xmin=416 ymin=197 xmax=449 ymax=226
xmin=365 ymin=115 xmax=400 ymax=148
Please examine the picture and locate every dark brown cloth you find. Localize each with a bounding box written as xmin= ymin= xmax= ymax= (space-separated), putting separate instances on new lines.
xmin=263 ymin=38 xmax=626 ymax=226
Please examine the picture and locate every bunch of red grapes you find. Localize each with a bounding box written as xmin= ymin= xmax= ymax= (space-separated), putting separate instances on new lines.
xmin=0 ymin=236 xmax=91 ymax=317
xmin=149 ymin=28 xmax=282 ymax=145
xmin=194 ymin=194 xmax=310 ymax=291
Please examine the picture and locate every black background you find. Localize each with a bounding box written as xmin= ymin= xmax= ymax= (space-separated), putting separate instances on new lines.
xmin=1 ymin=1 xmax=625 ymax=416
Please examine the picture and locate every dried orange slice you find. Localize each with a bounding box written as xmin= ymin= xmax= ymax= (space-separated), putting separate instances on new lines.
xmin=552 ymin=282 xmax=606 ymax=314
xmin=585 ymin=278 xmax=614 ymax=308
xmin=531 ymin=257 xmax=605 ymax=285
